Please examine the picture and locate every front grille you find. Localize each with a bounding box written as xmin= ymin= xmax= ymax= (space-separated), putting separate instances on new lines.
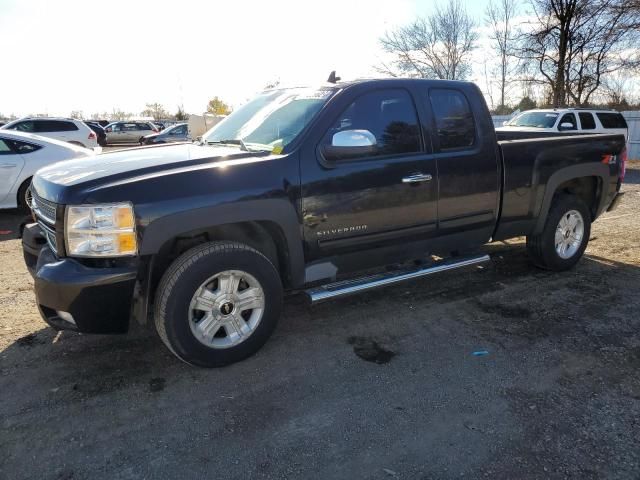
xmin=38 ymin=221 xmax=58 ymax=254
xmin=32 ymin=191 xmax=57 ymax=225
xmin=31 ymin=188 xmax=61 ymax=255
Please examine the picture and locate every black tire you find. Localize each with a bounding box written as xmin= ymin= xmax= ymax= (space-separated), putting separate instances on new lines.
xmin=526 ymin=194 xmax=591 ymax=271
xmin=154 ymin=241 xmax=283 ymax=367
xmin=17 ymin=178 xmax=32 ymax=210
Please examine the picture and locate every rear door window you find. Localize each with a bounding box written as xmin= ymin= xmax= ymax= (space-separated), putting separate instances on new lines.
xmin=6 ymin=140 xmax=41 ymax=154
xmin=578 ymin=112 xmax=596 ymax=130
xmin=0 ymin=139 xmax=12 ymax=154
xmin=596 ymin=112 xmax=628 ymax=129
xmin=429 ymin=89 xmax=475 ymax=150
xmin=35 ymin=120 xmax=78 ymax=132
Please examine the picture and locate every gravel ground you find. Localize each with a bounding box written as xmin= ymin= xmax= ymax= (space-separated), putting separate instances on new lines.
xmin=1 ymin=162 xmax=639 ymax=480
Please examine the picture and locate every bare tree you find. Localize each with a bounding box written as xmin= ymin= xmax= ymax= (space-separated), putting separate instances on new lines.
xmin=519 ymin=0 xmax=640 ymax=106
xmin=141 ymin=102 xmax=170 ymax=121
xmin=90 ymin=112 xmax=110 ymax=120
xmin=175 ymin=106 xmax=188 ymax=121
xmin=485 ymin=0 xmax=520 ymax=111
xmin=378 ymin=0 xmax=478 ymax=80
xmin=264 ymin=79 xmax=280 ymax=89
xmin=110 ymin=109 xmax=132 ymax=121
xmin=619 ymin=0 xmax=640 ymax=28
xmin=601 ymin=73 xmax=639 ymax=108
xmin=69 ymin=110 xmax=84 ymax=119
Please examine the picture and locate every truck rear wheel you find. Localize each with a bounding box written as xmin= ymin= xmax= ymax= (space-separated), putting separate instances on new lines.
xmin=154 ymin=241 xmax=283 ymax=367
xmin=526 ymin=194 xmax=591 ymax=271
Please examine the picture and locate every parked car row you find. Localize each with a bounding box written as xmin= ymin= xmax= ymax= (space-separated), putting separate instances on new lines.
xmin=0 ymin=117 xmax=193 ymax=211
xmin=0 ymin=117 xmax=192 ymax=149
xmin=0 ymin=117 xmax=100 ymax=149
xmin=0 ymin=130 xmax=95 ymax=209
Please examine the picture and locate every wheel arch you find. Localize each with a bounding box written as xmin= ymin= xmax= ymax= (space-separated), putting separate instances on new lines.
xmin=139 ymin=199 xmax=304 ymax=289
xmin=533 ymin=164 xmax=609 ymax=235
xmin=16 ymin=176 xmax=33 ymax=207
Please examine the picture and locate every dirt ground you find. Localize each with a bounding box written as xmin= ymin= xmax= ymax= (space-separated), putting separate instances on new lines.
xmin=1 ymin=162 xmax=639 ymax=479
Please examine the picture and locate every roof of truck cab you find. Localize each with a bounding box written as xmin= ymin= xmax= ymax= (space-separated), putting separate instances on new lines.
xmin=334 ymin=78 xmax=476 ymax=88
xmin=265 ymin=78 xmax=477 ymax=92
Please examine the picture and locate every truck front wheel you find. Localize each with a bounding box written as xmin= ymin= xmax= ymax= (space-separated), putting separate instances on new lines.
xmin=526 ymin=194 xmax=591 ymax=271
xmin=154 ymin=241 xmax=283 ymax=367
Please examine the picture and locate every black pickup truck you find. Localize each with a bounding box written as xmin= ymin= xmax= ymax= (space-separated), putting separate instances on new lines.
xmin=22 ymin=78 xmax=627 ymax=367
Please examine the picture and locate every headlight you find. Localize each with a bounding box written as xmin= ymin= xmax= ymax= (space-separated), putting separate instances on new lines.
xmin=65 ymin=203 xmax=137 ymax=257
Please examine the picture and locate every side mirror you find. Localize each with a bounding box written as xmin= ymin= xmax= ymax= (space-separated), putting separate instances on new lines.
xmin=502 ymin=121 xmax=508 ymax=126
xmin=323 ymin=129 xmax=377 ymax=160
xmin=559 ymin=122 xmax=574 ymax=131
xmin=105 ymin=127 xmax=112 ymax=133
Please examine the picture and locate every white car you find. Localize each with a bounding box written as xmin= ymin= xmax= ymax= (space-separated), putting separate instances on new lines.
xmin=0 ymin=117 xmax=100 ymax=149
xmin=497 ymin=108 xmax=628 ymax=141
xmin=0 ymin=130 xmax=95 ymax=209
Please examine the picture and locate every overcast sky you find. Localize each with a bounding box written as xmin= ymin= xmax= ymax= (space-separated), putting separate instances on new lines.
xmin=0 ymin=0 xmax=496 ymax=118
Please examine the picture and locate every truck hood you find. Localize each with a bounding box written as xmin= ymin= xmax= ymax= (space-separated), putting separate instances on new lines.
xmin=32 ymin=143 xmax=272 ymax=202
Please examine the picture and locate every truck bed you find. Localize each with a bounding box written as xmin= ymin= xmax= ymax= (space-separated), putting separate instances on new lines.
xmin=494 ymin=132 xmax=627 ymax=240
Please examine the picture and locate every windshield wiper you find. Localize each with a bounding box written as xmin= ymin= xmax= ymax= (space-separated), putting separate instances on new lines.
xmin=207 ymin=139 xmax=249 ymax=151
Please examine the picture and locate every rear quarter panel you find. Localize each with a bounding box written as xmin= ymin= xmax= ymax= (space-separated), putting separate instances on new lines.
xmin=494 ymin=133 xmax=626 ymax=240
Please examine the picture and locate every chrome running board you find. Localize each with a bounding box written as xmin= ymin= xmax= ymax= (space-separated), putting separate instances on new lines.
xmin=305 ymin=254 xmax=490 ymax=304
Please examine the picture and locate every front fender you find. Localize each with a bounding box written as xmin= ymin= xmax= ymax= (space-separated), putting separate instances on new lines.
xmin=138 ymin=198 xmax=305 ymax=287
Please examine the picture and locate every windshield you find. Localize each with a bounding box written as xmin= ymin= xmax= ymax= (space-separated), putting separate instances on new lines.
xmin=506 ymin=112 xmax=559 ymax=128
xmin=165 ymin=124 xmax=182 ymax=133
xmin=202 ymin=87 xmax=336 ymax=153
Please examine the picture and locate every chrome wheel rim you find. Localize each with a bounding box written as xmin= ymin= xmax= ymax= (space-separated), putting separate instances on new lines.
xmin=188 ymin=270 xmax=265 ymax=349
xmin=555 ymin=209 xmax=584 ymax=259
xmin=24 ymin=186 xmax=33 ymax=209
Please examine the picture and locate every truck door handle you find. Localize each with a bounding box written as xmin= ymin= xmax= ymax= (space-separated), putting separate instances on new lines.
xmin=402 ymin=173 xmax=432 ymax=184
xmin=0 ymin=163 xmax=17 ymax=168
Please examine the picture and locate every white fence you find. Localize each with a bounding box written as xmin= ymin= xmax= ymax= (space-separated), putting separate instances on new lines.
xmin=623 ymin=112 xmax=640 ymax=160
xmin=491 ymin=112 xmax=640 ymax=160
